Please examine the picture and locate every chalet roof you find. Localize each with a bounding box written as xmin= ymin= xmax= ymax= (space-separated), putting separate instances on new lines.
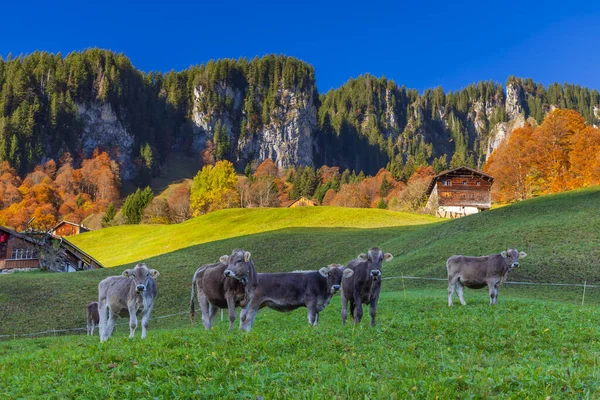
xmin=426 ymin=166 xmax=494 ymax=196
xmin=286 ymin=196 xmax=317 ymax=207
xmin=0 ymin=225 xmax=103 ymax=269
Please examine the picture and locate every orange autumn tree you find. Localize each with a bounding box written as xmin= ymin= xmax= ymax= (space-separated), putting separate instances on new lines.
xmin=486 ymin=109 xmax=599 ymax=203
xmin=0 ymin=150 xmax=120 ymax=230
xmin=485 ymin=124 xmax=536 ymax=202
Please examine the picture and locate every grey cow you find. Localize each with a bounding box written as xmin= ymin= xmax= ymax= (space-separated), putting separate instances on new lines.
xmin=98 ymin=263 xmax=160 ymax=342
xmin=239 ymin=264 xmax=354 ymax=331
xmin=447 ymin=248 xmax=527 ymax=306
xmin=86 ymin=301 xmax=100 ymax=336
xmin=341 ymin=247 xmax=393 ymax=326
xmin=190 ymin=249 xmax=258 ymax=330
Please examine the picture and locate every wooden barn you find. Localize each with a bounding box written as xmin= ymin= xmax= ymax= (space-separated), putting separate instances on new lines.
xmin=0 ymin=226 xmax=103 ymax=273
xmin=287 ymin=196 xmax=317 ymax=208
xmin=425 ymin=166 xmax=494 ymax=218
xmin=49 ymin=220 xmax=91 ymax=237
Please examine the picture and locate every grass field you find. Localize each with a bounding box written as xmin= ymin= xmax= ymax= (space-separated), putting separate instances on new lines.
xmin=2 ymin=290 xmax=600 ymax=398
xmin=1 ymin=187 xmax=600 ymax=397
xmin=70 ymin=207 xmax=437 ymax=267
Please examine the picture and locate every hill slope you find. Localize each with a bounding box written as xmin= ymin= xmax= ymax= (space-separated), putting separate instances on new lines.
xmin=70 ymin=207 xmax=437 ymax=267
xmin=1 ymin=187 xmax=599 ymax=336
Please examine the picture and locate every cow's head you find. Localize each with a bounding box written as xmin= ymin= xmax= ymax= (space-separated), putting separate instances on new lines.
xmin=501 ymin=248 xmax=527 ymax=270
xmin=123 ymin=263 xmax=160 ymax=293
xmin=221 ymin=249 xmax=252 ymax=285
xmin=319 ymin=264 xmax=354 ymax=293
xmin=358 ymin=247 xmax=393 ymax=281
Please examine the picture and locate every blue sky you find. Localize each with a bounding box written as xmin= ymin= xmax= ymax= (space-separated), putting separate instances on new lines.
xmin=1 ymin=0 xmax=598 ymax=93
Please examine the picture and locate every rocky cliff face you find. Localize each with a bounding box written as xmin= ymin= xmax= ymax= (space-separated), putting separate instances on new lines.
xmin=191 ymin=83 xmax=317 ymax=170
xmin=76 ymin=102 xmax=135 ymax=179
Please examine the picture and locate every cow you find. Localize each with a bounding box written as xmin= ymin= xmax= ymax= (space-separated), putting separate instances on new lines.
xmin=447 ymin=248 xmax=527 ymax=306
xmin=239 ymin=264 xmax=354 ymax=331
xmin=86 ymin=301 xmax=100 ymax=336
xmin=98 ymin=263 xmax=160 ymax=342
xmin=341 ymin=247 xmax=393 ymax=326
xmin=189 ymin=249 xmax=258 ymax=330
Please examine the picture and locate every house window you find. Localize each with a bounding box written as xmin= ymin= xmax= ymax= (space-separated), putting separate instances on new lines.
xmin=462 ymin=180 xmax=467 ymax=186
xmin=11 ymin=248 xmax=36 ymax=260
xmin=476 ymin=181 xmax=480 ymax=186
xmin=442 ymin=180 xmax=451 ymax=186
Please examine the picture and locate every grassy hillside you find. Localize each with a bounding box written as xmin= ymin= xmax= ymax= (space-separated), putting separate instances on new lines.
xmin=70 ymin=207 xmax=438 ymax=267
xmin=2 ymin=291 xmax=600 ymax=398
xmin=1 ymin=187 xmax=599 ymax=338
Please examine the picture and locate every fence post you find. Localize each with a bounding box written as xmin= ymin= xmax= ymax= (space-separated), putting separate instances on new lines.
xmin=582 ymin=280 xmax=587 ymax=306
xmin=221 ymin=309 xmax=224 ymax=321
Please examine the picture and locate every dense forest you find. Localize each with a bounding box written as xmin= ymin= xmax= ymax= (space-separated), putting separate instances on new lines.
xmin=0 ymin=49 xmax=598 ymax=181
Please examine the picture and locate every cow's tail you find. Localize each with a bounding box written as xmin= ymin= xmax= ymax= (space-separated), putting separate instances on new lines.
xmin=189 ymin=266 xmax=207 ymax=325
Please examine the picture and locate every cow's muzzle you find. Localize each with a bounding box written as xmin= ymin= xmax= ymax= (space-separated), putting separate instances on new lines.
xmin=331 ymin=284 xmax=341 ymax=293
xmin=224 ymin=270 xmax=234 ymax=278
xmin=511 ymin=262 xmax=520 ymax=268
xmin=371 ymin=270 xmax=381 ymax=280
xmin=136 ymin=284 xmax=146 ymax=292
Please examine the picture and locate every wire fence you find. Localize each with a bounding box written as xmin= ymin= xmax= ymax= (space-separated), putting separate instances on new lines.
xmin=1 ymin=275 xmax=598 ymax=341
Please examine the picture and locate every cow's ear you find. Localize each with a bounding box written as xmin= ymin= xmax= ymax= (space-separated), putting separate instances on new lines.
xmin=343 ymin=268 xmax=354 ymax=278
xmin=150 ymin=269 xmax=160 ymax=278
xmin=319 ymin=267 xmax=329 ymax=277
xmin=500 ymin=251 xmax=508 ymax=258
xmin=122 ymin=269 xmax=132 ymax=278
xmin=383 ymin=253 xmax=394 ymax=262
xmin=358 ymin=253 xmax=368 ymax=261
xmin=244 ymin=251 xmax=251 ymax=262
xmin=519 ymin=251 xmax=527 ymax=259
xmin=219 ymin=255 xmax=229 ymax=263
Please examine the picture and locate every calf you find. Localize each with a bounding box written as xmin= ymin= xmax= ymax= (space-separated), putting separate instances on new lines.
xmin=341 ymin=247 xmax=393 ymax=326
xmin=239 ymin=264 xmax=353 ymax=331
xmin=86 ymin=301 xmax=99 ymax=336
xmin=98 ymin=263 xmax=160 ymax=342
xmin=189 ymin=249 xmax=258 ymax=330
xmin=447 ymin=248 xmax=527 ymax=306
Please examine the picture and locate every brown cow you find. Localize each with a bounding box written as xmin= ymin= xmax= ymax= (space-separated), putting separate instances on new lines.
xmin=447 ymin=248 xmax=527 ymax=306
xmin=189 ymin=249 xmax=258 ymax=330
xmin=86 ymin=301 xmax=100 ymax=336
xmin=98 ymin=263 xmax=160 ymax=342
xmin=239 ymin=264 xmax=354 ymax=331
xmin=341 ymin=247 xmax=393 ymax=326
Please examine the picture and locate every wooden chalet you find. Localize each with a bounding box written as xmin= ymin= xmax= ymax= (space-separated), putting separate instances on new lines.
xmin=287 ymin=196 xmax=317 ymax=208
xmin=49 ymin=220 xmax=91 ymax=237
xmin=425 ymin=166 xmax=494 ymax=218
xmin=0 ymin=225 xmax=103 ymax=273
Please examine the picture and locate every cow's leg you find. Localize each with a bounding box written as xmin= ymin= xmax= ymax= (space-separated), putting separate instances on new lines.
xmin=456 ymin=281 xmax=466 ymax=306
xmin=307 ymin=303 xmax=318 ymax=326
xmin=141 ymin=303 xmax=154 ymax=339
xmin=198 ymin=293 xmax=212 ymax=330
xmin=128 ymin=307 xmax=138 ymax=338
xmin=353 ymin=290 xmax=363 ymax=324
xmin=225 ymin=294 xmax=237 ymax=330
xmin=98 ymin=300 xmax=108 ymax=342
xmin=488 ymin=283 xmax=499 ymax=305
xmin=369 ymin=296 xmax=379 ymax=327
xmin=105 ymin=309 xmax=117 ymax=341
xmin=448 ymin=276 xmax=457 ymax=306
xmin=91 ymin=320 xmax=96 ymax=336
xmin=208 ymin=304 xmax=218 ymax=327
xmin=240 ymin=299 xmax=260 ymax=331
xmin=341 ymin=292 xmax=349 ymax=325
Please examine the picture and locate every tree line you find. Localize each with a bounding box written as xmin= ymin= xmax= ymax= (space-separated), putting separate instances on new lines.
xmin=1 ymin=49 xmax=598 ymax=181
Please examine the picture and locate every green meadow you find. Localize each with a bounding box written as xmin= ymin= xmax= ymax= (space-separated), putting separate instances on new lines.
xmin=1 ymin=187 xmax=600 ymax=398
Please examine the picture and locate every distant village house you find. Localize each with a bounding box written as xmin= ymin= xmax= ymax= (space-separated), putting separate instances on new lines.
xmin=50 ymin=220 xmax=91 ymax=237
xmin=425 ymin=166 xmax=494 ymax=218
xmin=0 ymin=226 xmax=102 ymax=273
xmin=287 ymin=196 xmax=317 ymax=208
